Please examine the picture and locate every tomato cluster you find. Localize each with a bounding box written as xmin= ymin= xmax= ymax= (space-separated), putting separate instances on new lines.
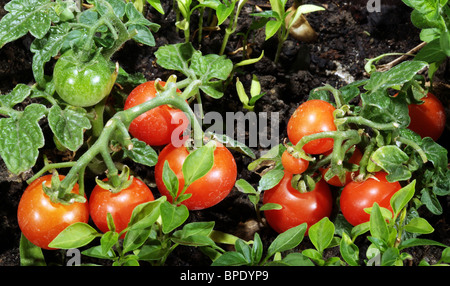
xmin=18 ymin=81 xmax=238 ymax=249
xmin=263 ymin=98 xmax=413 ymax=234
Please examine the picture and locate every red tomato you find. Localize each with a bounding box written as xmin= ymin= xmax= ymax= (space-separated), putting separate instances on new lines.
xmin=154 ymin=141 xmax=237 ymax=210
xmin=281 ymin=150 xmax=309 ymax=174
xmin=320 ymin=147 xmax=363 ymax=187
xmin=263 ymin=172 xmax=333 ymax=234
xmin=340 ymin=172 xmax=401 ymax=226
xmin=124 ymin=81 xmax=189 ymax=146
xmin=287 ymin=100 xmax=337 ymax=155
xmin=408 ymin=92 xmax=446 ymax=141
xmin=89 ymin=177 xmax=154 ymax=238
xmin=17 ymin=175 xmax=89 ymax=250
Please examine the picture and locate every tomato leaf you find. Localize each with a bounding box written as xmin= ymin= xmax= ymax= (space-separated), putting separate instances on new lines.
xmin=207 ymin=132 xmax=256 ymax=159
xmin=0 ymin=0 xmax=59 ymax=48
xmin=155 ymin=42 xmax=233 ymax=99
xmin=182 ymin=140 xmax=216 ymax=186
xmin=0 ymin=104 xmax=46 ymax=174
xmin=0 ymin=84 xmax=32 ymax=109
xmin=123 ymin=138 xmax=158 ymax=167
xmin=258 ymin=169 xmax=284 ymax=191
xmin=363 ymin=61 xmax=428 ymax=92
xmin=48 ymin=222 xmax=100 ymax=249
xmin=370 ymin=145 xmax=412 ymax=182
xmin=48 ymin=105 xmax=92 ymax=152
xmin=100 ymin=231 xmax=119 ymax=255
xmin=404 ymin=217 xmax=435 ymax=234
xmin=30 ymin=24 xmax=71 ymax=87
xmin=123 ymin=227 xmax=152 ymax=253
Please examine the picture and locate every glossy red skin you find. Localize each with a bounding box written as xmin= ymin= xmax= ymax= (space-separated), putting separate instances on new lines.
xmin=287 ymin=100 xmax=337 ymax=155
xmin=89 ymin=177 xmax=154 ymax=238
xmin=340 ymin=172 xmax=401 ymax=226
xmin=263 ymin=172 xmax=333 ymax=234
xmin=124 ymin=81 xmax=189 ymax=146
xmin=408 ymin=93 xmax=446 ymax=141
xmin=17 ymin=175 xmax=89 ymax=250
xmin=155 ymin=142 xmax=237 ymax=210
xmin=320 ymin=147 xmax=363 ymax=187
xmin=281 ymin=150 xmax=309 ymax=174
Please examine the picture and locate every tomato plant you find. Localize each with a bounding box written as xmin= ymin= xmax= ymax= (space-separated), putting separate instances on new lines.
xmin=17 ymin=175 xmax=89 ymax=250
xmin=53 ymin=50 xmax=116 ymax=107
xmin=287 ymin=99 xmax=337 ymax=155
xmin=340 ymin=172 xmax=402 ymax=226
xmin=89 ymin=176 xmax=155 ymax=238
xmin=262 ymin=171 xmax=333 ymax=234
xmin=155 ymin=141 xmax=237 ymax=210
xmin=408 ymin=92 xmax=446 ymax=141
xmin=319 ymin=147 xmax=362 ymax=187
xmin=124 ymin=80 xmax=189 ymax=146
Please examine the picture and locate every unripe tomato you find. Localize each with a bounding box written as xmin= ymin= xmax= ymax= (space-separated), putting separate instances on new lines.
xmin=54 ymin=50 xmax=115 ymax=107
xmin=281 ymin=150 xmax=309 ymax=174
xmin=89 ymin=177 xmax=154 ymax=238
xmin=124 ymin=81 xmax=189 ymax=146
xmin=155 ymin=141 xmax=237 ymax=210
xmin=340 ymin=172 xmax=401 ymax=226
xmin=263 ymin=172 xmax=333 ymax=234
xmin=287 ymin=100 xmax=337 ymax=154
xmin=408 ymin=92 xmax=446 ymax=141
xmin=17 ymin=175 xmax=89 ymax=250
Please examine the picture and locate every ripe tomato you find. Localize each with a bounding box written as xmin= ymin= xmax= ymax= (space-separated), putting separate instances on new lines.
xmin=263 ymin=172 xmax=333 ymax=234
xmin=54 ymin=50 xmax=115 ymax=107
xmin=17 ymin=175 xmax=89 ymax=250
xmin=89 ymin=177 xmax=154 ymax=238
xmin=320 ymin=147 xmax=363 ymax=187
xmin=287 ymin=100 xmax=337 ymax=155
xmin=340 ymin=172 xmax=401 ymax=226
xmin=281 ymin=150 xmax=309 ymax=174
xmin=124 ymin=81 xmax=189 ymax=146
xmin=408 ymin=92 xmax=446 ymax=141
xmin=154 ymin=141 xmax=237 ymax=210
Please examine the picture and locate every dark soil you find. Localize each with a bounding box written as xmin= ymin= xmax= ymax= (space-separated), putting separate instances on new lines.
xmin=0 ymin=0 xmax=449 ymax=266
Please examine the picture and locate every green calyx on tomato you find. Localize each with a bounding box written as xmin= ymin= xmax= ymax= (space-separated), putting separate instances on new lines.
xmin=53 ymin=50 xmax=118 ymax=107
xmin=263 ymin=171 xmax=333 ymax=234
xmin=40 ymin=171 xmax=86 ymax=205
xmin=95 ymin=165 xmax=134 ymax=194
xmin=17 ymin=174 xmax=90 ymax=250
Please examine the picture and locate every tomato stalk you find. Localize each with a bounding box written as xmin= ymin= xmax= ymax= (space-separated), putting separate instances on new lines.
xmin=50 ymin=80 xmax=204 ymax=201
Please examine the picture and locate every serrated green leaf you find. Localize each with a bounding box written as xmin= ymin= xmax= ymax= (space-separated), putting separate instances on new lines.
xmin=123 ymin=138 xmax=158 ymax=167
xmin=30 ymin=23 xmax=70 ymax=87
xmin=370 ymin=145 xmax=411 ymax=182
xmin=0 ymin=104 xmax=46 ymax=174
xmin=155 ymin=42 xmax=195 ymax=73
xmin=0 ymin=84 xmax=32 ymax=108
xmin=0 ymin=0 xmax=59 ymax=47
xmin=48 ymin=105 xmax=91 ymax=152
xmin=364 ymin=61 xmax=428 ymax=92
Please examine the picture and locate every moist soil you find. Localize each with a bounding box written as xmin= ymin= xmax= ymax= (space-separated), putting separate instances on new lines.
xmin=0 ymin=0 xmax=449 ymax=266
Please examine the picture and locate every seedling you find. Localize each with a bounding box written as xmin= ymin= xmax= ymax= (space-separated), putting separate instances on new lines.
xmin=251 ymin=0 xmax=324 ymax=63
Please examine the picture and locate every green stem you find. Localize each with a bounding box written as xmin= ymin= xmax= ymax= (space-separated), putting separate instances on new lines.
xmin=313 ymin=84 xmax=345 ymax=109
xmin=26 ymin=161 xmax=78 ymax=184
xmin=395 ymin=136 xmax=428 ymax=163
xmin=337 ymin=116 xmax=400 ymax=131
xmin=358 ymin=136 xmax=377 ymax=178
xmin=58 ymin=82 xmax=203 ymax=192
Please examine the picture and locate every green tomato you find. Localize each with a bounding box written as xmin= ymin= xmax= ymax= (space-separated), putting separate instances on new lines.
xmin=54 ymin=50 xmax=115 ymax=107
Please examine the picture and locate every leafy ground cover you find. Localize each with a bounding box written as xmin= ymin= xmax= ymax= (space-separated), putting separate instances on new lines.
xmin=0 ymin=0 xmax=449 ymax=267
